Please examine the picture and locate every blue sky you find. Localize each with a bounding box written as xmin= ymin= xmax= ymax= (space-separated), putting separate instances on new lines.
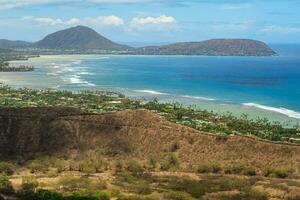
xmin=0 ymin=0 xmax=300 ymax=44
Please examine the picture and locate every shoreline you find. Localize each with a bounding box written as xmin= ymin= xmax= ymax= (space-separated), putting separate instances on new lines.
xmin=2 ymin=54 xmax=300 ymax=125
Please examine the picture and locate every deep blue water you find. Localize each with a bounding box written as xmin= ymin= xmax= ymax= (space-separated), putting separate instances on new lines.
xmin=4 ymin=44 xmax=300 ymax=121
xmin=65 ymin=44 xmax=300 ymax=112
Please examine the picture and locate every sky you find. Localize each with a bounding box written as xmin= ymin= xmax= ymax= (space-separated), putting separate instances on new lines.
xmin=0 ymin=0 xmax=300 ymax=44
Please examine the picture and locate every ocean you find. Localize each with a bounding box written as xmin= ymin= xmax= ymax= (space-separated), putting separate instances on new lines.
xmin=2 ymin=44 xmax=300 ymax=124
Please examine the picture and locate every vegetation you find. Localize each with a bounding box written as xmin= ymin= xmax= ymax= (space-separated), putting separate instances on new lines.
xmin=264 ymin=167 xmax=290 ymax=178
xmin=0 ymin=158 xmax=297 ymax=200
xmin=197 ymin=163 xmax=222 ymax=174
xmin=224 ymin=164 xmax=257 ymax=176
xmin=0 ymin=84 xmax=299 ymax=143
xmin=0 ymin=63 xmax=34 ymax=72
xmin=0 ymin=173 xmax=14 ymax=195
xmin=0 ymin=84 xmax=298 ymax=199
xmin=0 ymin=54 xmax=35 ymax=72
xmin=0 ymin=161 xmax=15 ymax=175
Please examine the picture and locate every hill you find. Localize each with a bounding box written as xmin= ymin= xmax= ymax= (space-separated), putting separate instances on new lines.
xmin=0 ymin=26 xmax=276 ymax=56
xmin=0 ymin=39 xmax=31 ymax=49
xmin=1 ymin=107 xmax=300 ymax=199
xmin=0 ymin=107 xmax=299 ymax=173
xmin=34 ymin=26 xmax=131 ymax=51
xmin=136 ymin=39 xmax=277 ymax=56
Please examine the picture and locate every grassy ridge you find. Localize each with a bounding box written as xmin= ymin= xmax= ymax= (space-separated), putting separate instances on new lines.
xmin=0 ymin=84 xmax=299 ymax=143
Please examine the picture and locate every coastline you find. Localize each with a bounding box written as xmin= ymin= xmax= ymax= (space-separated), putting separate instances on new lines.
xmin=2 ymin=54 xmax=300 ymax=126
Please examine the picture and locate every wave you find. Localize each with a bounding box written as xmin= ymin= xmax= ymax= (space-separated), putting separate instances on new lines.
xmin=69 ymin=77 xmax=85 ymax=84
xmin=94 ymin=56 xmax=110 ymax=60
xmin=134 ymin=90 xmax=168 ymax=95
xmin=181 ymin=95 xmax=215 ymax=101
xmin=77 ymin=72 xmax=95 ymax=75
xmin=72 ymin=60 xmax=82 ymax=65
xmin=47 ymin=72 xmax=58 ymax=76
xmin=242 ymin=103 xmax=300 ymax=119
xmin=64 ymin=75 xmax=96 ymax=87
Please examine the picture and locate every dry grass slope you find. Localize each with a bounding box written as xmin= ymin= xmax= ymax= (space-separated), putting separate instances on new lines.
xmin=0 ymin=107 xmax=299 ymax=174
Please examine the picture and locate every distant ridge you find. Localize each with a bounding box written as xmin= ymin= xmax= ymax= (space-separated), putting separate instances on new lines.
xmin=136 ymin=39 xmax=277 ymax=56
xmin=0 ymin=39 xmax=31 ymax=49
xmin=34 ymin=26 xmax=131 ymax=51
xmin=0 ymin=26 xmax=277 ymax=56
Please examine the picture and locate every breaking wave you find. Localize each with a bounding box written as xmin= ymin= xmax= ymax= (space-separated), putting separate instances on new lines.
xmin=243 ymin=103 xmax=300 ymax=119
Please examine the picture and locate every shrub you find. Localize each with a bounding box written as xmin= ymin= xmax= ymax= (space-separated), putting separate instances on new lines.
xmin=170 ymin=141 xmax=180 ymax=152
xmin=243 ymin=166 xmax=256 ymax=176
xmin=164 ymin=191 xmax=194 ymax=200
xmin=224 ymin=164 xmax=245 ymax=175
xmin=0 ymin=173 xmax=14 ymax=195
xmin=220 ymin=189 xmax=268 ymax=200
xmin=224 ymin=164 xmax=257 ymax=176
xmin=185 ymin=181 xmax=207 ymax=198
xmin=197 ymin=163 xmax=221 ymax=174
xmin=161 ymin=153 xmax=180 ymax=171
xmin=27 ymin=159 xmax=49 ymax=173
xmin=19 ymin=189 xmax=106 ymax=200
xmin=168 ymin=179 xmax=207 ymax=198
xmin=58 ymin=176 xmax=92 ymax=192
xmin=94 ymin=179 xmax=107 ymax=190
xmin=20 ymin=189 xmax=64 ymax=200
xmin=115 ymin=160 xmax=124 ymax=173
xmin=264 ymin=167 xmax=289 ymax=178
xmin=0 ymin=162 xmax=15 ymax=175
xmin=135 ymin=183 xmax=152 ymax=195
xmin=117 ymin=195 xmax=158 ymax=200
xmin=169 ymin=154 xmax=179 ymax=167
xmin=21 ymin=176 xmax=39 ymax=192
xmin=94 ymin=190 xmax=110 ymax=200
xmin=65 ymin=196 xmax=98 ymax=200
xmin=126 ymin=160 xmax=144 ymax=176
xmin=91 ymin=159 xmax=106 ymax=173
xmin=147 ymin=157 xmax=157 ymax=170
xmin=117 ymin=171 xmax=136 ymax=183
xmin=217 ymin=178 xmax=246 ymax=191
xmin=54 ymin=159 xmax=70 ymax=173
xmin=79 ymin=162 xmax=96 ymax=174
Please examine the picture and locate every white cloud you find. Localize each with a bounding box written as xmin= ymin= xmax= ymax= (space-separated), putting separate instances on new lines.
xmin=22 ymin=16 xmax=64 ymax=25
xmin=66 ymin=18 xmax=81 ymax=25
xmin=23 ymin=16 xmax=124 ymax=27
xmin=261 ymin=25 xmax=300 ymax=33
xmin=130 ymin=15 xmax=176 ymax=26
xmin=85 ymin=16 xmax=124 ymax=26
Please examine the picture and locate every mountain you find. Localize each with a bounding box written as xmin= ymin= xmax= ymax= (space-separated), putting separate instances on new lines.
xmin=0 ymin=26 xmax=276 ymax=56
xmin=34 ymin=25 xmax=131 ymax=51
xmin=0 ymin=39 xmax=32 ymax=49
xmin=136 ymin=39 xmax=277 ymax=56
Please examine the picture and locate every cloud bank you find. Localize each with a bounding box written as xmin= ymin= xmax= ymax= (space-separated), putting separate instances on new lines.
xmin=22 ymin=15 xmax=176 ymax=28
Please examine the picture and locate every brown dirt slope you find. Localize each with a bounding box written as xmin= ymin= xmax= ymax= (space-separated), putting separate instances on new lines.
xmin=0 ymin=107 xmax=299 ymax=172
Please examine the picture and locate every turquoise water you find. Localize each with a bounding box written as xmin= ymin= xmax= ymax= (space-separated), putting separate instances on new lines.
xmin=2 ymin=44 xmax=300 ymax=124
